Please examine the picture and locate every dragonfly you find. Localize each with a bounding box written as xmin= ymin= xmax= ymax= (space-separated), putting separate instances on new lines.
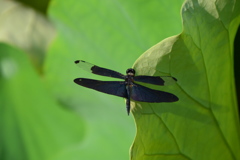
xmin=74 ymin=60 xmax=179 ymax=115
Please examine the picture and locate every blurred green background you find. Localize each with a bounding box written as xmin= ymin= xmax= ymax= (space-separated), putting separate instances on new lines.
xmin=0 ymin=0 xmax=185 ymax=160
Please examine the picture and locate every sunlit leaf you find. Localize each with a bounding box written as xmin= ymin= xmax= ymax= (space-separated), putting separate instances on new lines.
xmin=0 ymin=0 xmax=55 ymax=70
xmin=131 ymin=0 xmax=240 ymax=159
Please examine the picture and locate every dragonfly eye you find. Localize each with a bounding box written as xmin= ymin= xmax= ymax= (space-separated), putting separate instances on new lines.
xmin=126 ymin=68 xmax=135 ymax=75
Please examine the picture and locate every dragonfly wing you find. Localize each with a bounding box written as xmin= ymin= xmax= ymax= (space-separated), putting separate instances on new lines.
xmin=134 ymin=75 xmax=177 ymax=86
xmin=131 ymin=83 xmax=178 ymax=102
xmin=74 ymin=78 xmax=128 ymax=98
xmin=75 ymin=60 xmax=125 ymax=79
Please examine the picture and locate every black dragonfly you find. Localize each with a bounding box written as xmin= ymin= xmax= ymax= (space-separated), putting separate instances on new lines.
xmin=74 ymin=60 xmax=179 ymax=115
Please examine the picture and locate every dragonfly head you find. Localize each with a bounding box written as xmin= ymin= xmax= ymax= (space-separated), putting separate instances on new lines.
xmin=126 ymin=68 xmax=135 ymax=76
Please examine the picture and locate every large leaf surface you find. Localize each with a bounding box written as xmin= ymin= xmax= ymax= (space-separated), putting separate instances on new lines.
xmin=46 ymin=0 xmax=184 ymax=159
xmin=0 ymin=43 xmax=84 ymax=160
xmin=131 ymin=0 xmax=240 ymax=159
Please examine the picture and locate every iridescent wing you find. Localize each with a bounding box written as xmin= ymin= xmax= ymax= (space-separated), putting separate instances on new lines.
xmin=74 ymin=78 xmax=128 ymax=98
xmin=131 ymin=83 xmax=178 ymax=102
xmin=75 ymin=60 xmax=125 ymax=79
xmin=133 ymin=75 xmax=177 ymax=86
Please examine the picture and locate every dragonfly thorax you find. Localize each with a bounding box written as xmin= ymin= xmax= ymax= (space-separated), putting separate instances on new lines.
xmin=125 ymin=75 xmax=134 ymax=85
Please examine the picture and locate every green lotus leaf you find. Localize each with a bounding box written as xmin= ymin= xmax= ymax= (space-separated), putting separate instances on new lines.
xmin=131 ymin=0 xmax=240 ymax=159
